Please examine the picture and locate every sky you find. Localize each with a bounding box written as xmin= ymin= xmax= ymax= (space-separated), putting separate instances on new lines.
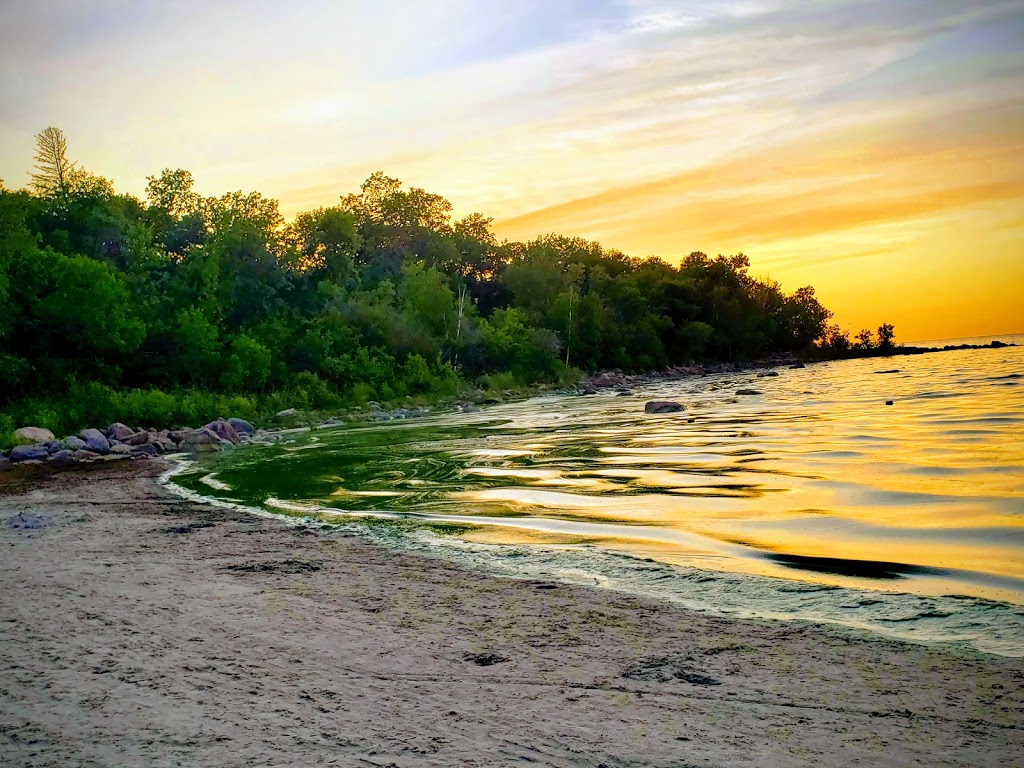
xmin=1 ymin=0 xmax=1022 ymax=341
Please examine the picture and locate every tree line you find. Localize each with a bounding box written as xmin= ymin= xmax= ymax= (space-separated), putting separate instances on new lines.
xmin=0 ymin=127 xmax=887 ymax=438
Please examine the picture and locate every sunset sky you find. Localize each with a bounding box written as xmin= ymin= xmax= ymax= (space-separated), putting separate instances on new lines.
xmin=1 ymin=1 xmax=1021 ymax=341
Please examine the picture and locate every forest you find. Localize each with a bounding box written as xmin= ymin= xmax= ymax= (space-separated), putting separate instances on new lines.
xmin=0 ymin=127 xmax=885 ymax=439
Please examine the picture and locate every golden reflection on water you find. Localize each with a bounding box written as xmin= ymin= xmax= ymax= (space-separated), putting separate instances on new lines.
xmin=434 ymin=344 xmax=1024 ymax=602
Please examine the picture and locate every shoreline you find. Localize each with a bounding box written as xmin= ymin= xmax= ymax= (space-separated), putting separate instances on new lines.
xmin=2 ymin=461 xmax=1022 ymax=766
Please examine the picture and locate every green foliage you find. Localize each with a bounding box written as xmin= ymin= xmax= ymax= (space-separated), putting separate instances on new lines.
xmin=1 ymin=131 xmax=867 ymax=437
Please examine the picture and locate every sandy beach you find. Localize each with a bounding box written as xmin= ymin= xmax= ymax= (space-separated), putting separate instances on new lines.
xmin=1 ymin=461 xmax=1021 ymax=767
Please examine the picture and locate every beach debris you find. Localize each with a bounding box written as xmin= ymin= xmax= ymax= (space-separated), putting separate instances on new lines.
xmin=225 ymin=559 xmax=322 ymax=574
xmin=622 ymin=655 xmax=722 ymax=685
xmin=645 ymin=401 xmax=685 ymax=414
xmin=464 ymin=652 xmax=508 ymax=666
xmin=735 ymin=389 xmax=762 ymax=396
xmin=8 ymin=511 xmax=52 ymax=530
xmin=14 ymin=427 xmax=55 ymax=443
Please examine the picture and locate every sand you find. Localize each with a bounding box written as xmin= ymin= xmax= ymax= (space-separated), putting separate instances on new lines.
xmin=1 ymin=462 xmax=1021 ymax=767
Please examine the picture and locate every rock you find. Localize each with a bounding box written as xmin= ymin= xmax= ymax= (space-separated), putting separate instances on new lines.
xmin=757 ymin=371 xmax=779 ymax=377
xmin=110 ymin=444 xmax=135 ymax=456
xmin=10 ymin=445 xmax=50 ymax=462
xmin=73 ymin=449 xmax=103 ymax=462
xmin=14 ymin=427 xmax=55 ymax=443
xmin=123 ymin=431 xmax=150 ymax=446
xmin=182 ymin=428 xmax=223 ymax=453
xmin=48 ymin=449 xmax=74 ymax=463
xmin=874 ymin=369 xmax=900 ymax=375
xmin=167 ymin=430 xmax=187 ymax=444
xmin=151 ymin=436 xmax=177 ymax=453
xmin=204 ymin=419 xmax=241 ymax=443
xmin=276 ymin=408 xmax=298 ymax=420
xmin=617 ymin=389 xmax=634 ymax=397
xmin=886 ymin=400 xmax=894 ymax=406
xmin=645 ymin=401 xmax=685 ymax=414
xmin=991 ymin=340 xmax=1008 ymax=348
xmin=736 ymin=389 xmax=762 ymax=396
xmin=43 ymin=440 xmax=63 ymax=454
xmin=78 ymin=428 xmax=111 ymax=455
xmin=227 ymin=417 xmax=254 ymax=435
xmin=106 ymin=422 xmax=135 ymax=441
xmin=592 ymin=372 xmax=621 ymax=388
xmin=63 ymin=436 xmax=87 ymax=451
xmin=790 ymin=362 xmax=806 ymax=369
xmin=133 ymin=443 xmax=161 ymax=457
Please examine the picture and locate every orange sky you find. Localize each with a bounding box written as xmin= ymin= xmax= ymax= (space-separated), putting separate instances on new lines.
xmin=1 ymin=0 xmax=1022 ymax=341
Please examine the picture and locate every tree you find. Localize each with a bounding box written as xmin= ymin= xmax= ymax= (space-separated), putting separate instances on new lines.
xmin=146 ymin=168 xmax=200 ymax=218
xmin=855 ymin=328 xmax=875 ymax=349
xmin=30 ymin=127 xmax=77 ymax=202
xmin=877 ymin=323 xmax=896 ymax=350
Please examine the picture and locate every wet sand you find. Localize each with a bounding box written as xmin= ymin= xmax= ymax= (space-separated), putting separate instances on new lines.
xmin=1 ymin=462 xmax=1021 ymax=767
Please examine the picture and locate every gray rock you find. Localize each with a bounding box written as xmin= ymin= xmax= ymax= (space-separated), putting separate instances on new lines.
xmin=79 ymin=429 xmax=111 ymax=454
xmin=133 ymin=443 xmax=161 ymax=456
xmin=757 ymin=371 xmax=780 ymax=377
xmin=276 ymin=408 xmax=298 ymax=420
xmin=204 ymin=419 xmax=241 ymax=443
xmin=736 ymin=389 xmax=762 ymax=396
xmin=182 ymin=428 xmax=223 ymax=453
xmin=124 ymin=431 xmax=150 ymax=446
xmin=110 ymin=444 xmax=135 ymax=455
xmin=14 ymin=427 xmax=55 ymax=443
xmin=48 ymin=449 xmax=74 ymax=463
xmin=106 ymin=422 xmax=135 ymax=441
xmin=43 ymin=440 xmax=63 ymax=454
xmin=645 ymin=401 xmax=685 ymax=414
xmin=11 ymin=444 xmax=50 ymax=462
xmin=227 ymin=417 xmax=254 ymax=435
xmin=617 ymin=389 xmax=634 ymax=397
xmin=167 ymin=430 xmax=187 ymax=444
xmin=63 ymin=436 xmax=87 ymax=451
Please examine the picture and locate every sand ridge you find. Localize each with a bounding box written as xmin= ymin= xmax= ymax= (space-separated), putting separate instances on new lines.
xmin=1 ymin=462 xmax=1021 ymax=767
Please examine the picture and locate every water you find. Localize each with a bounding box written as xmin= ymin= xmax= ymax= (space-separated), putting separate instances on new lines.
xmin=169 ymin=336 xmax=1024 ymax=656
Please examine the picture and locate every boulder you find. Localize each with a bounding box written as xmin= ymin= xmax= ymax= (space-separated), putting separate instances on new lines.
xmin=790 ymin=362 xmax=806 ymax=369
xmin=153 ymin=436 xmax=178 ymax=453
xmin=43 ymin=440 xmax=63 ymax=454
xmin=757 ymin=371 xmax=779 ymax=378
xmin=73 ymin=449 xmax=103 ymax=462
xmin=110 ymin=444 xmax=135 ymax=456
xmin=167 ymin=430 xmax=187 ymax=444
xmin=736 ymin=389 xmax=762 ymax=396
xmin=227 ymin=417 xmax=254 ymax=435
xmin=276 ymin=408 xmax=298 ymax=420
xmin=133 ymin=443 xmax=161 ymax=457
xmin=182 ymin=428 xmax=223 ymax=453
xmin=48 ymin=449 xmax=75 ymax=463
xmin=124 ymin=431 xmax=151 ymax=446
xmin=14 ymin=427 xmax=55 ymax=444
xmin=591 ymin=372 xmax=621 ymax=388
xmin=79 ymin=428 xmax=111 ymax=454
xmin=645 ymin=401 xmax=685 ymax=414
xmin=106 ymin=422 xmax=135 ymax=441
xmin=10 ymin=444 xmax=50 ymax=462
xmin=64 ymin=435 xmax=87 ymax=451
xmin=204 ymin=419 xmax=241 ymax=443
xmin=617 ymin=389 xmax=634 ymax=397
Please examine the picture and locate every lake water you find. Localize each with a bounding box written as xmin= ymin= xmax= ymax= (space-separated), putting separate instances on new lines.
xmin=169 ymin=335 xmax=1024 ymax=656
